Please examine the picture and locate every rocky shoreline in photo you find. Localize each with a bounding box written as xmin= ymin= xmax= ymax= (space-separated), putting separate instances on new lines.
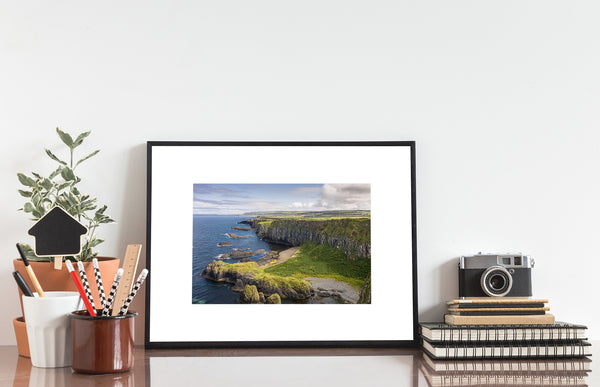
xmin=201 ymin=257 xmax=312 ymax=302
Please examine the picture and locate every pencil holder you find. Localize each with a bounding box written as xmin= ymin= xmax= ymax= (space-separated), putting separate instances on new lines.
xmin=70 ymin=310 xmax=137 ymax=374
xmin=22 ymin=291 xmax=83 ymax=368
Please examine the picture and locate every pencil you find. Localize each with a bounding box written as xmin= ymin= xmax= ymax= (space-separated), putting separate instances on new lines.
xmin=65 ymin=260 xmax=96 ymax=316
xmin=16 ymin=243 xmax=45 ymax=297
xmin=118 ymin=269 xmax=148 ymax=316
xmin=77 ymin=261 xmax=96 ymax=312
xmin=103 ymin=268 xmax=123 ymax=316
xmin=92 ymin=258 xmax=107 ymax=309
xmin=12 ymin=271 xmax=34 ymax=297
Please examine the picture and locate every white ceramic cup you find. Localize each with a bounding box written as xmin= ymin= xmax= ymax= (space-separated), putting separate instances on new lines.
xmin=22 ymin=291 xmax=82 ymax=368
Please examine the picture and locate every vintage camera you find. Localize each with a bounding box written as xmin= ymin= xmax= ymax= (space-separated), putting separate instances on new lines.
xmin=459 ymin=253 xmax=534 ymax=297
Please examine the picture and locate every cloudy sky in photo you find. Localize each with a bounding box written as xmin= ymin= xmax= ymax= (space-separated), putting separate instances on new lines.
xmin=193 ymin=184 xmax=370 ymax=215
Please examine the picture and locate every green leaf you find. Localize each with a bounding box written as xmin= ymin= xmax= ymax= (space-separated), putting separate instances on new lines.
xmin=61 ymin=167 xmax=76 ymax=181
xmin=40 ymin=178 xmax=54 ymax=191
xmin=23 ymin=202 xmax=34 ymax=213
xmin=74 ymin=150 xmax=100 ymax=168
xmin=45 ymin=149 xmax=67 ymax=165
xmin=17 ymin=173 xmax=36 ymax=187
xmin=66 ymin=193 xmax=80 ymax=206
xmin=19 ymin=244 xmax=34 ymax=254
xmin=100 ymin=217 xmax=115 ymax=224
xmin=32 ymin=172 xmax=42 ymax=179
xmin=56 ymin=128 xmax=74 ymax=148
xmin=49 ymin=167 xmax=62 ymax=180
xmin=73 ymin=131 xmax=91 ymax=147
xmin=57 ymin=182 xmax=71 ymax=191
xmin=90 ymin=238 xmax=104 ymax=248
xmin=18 ymin=190 xmax=33 ymax=198
xmin=32 ymin=193 xmax=41 ymax=206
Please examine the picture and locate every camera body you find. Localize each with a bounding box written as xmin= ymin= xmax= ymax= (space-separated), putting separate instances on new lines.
xmin=459 ymin=253 xmax=534 ymax=297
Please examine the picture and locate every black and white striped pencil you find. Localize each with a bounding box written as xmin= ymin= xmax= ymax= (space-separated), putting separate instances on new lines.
xmin=92 ymin=258 xmax=107 ymax=309
xmin=77 ymin=261 xmax=96 ymax=312
xmin=103 ymin=268 xmax=123 ymax=316
xmin=118 ymin=269 xmax=148 ymax=316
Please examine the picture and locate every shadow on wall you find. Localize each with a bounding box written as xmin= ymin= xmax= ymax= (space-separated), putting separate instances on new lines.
xmin=420 ymin=258 xmax=459 ymax=323
xmin=117 ymin=143 xmax=147 ymax=345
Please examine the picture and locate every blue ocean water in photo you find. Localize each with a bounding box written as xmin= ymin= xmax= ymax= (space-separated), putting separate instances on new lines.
xmin=192 ymin=215 xmax=274 ymax=304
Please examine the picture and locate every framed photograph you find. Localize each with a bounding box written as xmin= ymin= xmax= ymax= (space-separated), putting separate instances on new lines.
xmin=145 ymin=142 xmax=417 ymax=348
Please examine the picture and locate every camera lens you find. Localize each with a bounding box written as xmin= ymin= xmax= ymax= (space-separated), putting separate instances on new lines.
xmin=489 ymin=274 xmax=506 ymax=290
xmin=480 ymin=266 xmax=513 ymax=297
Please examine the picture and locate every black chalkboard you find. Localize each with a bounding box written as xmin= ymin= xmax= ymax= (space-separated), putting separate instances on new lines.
xmin=28 ymin=206 xmax=88 ymax=256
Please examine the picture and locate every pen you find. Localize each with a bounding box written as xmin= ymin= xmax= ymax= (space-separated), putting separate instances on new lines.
xmin=12 ymin=271 xmax=34 ymax=297
xmin=77 ymin=261 xmax=96 ymax=312
xmin=65 ymin=260 xmax=96 ymax=316
xmin=92 ymin=258 xmax=107 ymax=309
xmin=103 ymin=268 xmax=123 ymax=316
xmin=16 ymin=243 xmax=45 ymax=297
xmin=118 ymin=269 xmax=148 ymax=316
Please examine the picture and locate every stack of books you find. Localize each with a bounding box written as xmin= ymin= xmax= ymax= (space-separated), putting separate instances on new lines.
xmin=444 ymin=298 xmax=555 ymax=325
xmin=419 ymin=321 xmax=592 ymax=385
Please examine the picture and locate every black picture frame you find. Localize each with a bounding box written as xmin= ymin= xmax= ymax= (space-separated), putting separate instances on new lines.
xmin=145 ymin=141 xmax=418 ymax=349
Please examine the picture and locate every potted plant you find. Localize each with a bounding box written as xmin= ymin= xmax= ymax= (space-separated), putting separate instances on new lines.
xmin=12 ymin=128 xmax=120 ymax=357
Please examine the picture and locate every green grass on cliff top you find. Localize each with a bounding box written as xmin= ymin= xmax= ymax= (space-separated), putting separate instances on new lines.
xmin=264 ymin=242 xmax=370 ymax=288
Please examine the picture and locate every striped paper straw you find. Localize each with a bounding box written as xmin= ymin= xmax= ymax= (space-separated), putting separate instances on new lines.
xmin=77 ymin=261 xmax=96 ymax=312
xmin=92 ymin=258 xmax=107 ymax=309
xmin=103 ymin=268 xmax=123 ymax=316
xmin=118 ymin=269 xmax=148 ymax=316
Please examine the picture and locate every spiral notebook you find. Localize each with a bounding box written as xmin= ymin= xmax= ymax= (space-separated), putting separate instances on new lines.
xmin=419 ymin=362 xmax=589 ymax=386
xmin=420 ymin=322 xmax=588 ymax=342
xmin=421 ymin=352 xmax=592 ymax=372
xmin=421 ymin=338 xmax=592 ymax=360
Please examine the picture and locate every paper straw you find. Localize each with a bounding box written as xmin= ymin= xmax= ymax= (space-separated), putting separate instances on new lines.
xmin=65 ymin=260 xmax=96 ymax=316
xmin=92 ymin=258 xmax=107 ymax=309
xmin=77 ymin=261 xmax=96 ymax=312
xmin=103 ymin=268 xmax=123 ymax=316
xmin=118 ymin=269 xmax=148 ymax=316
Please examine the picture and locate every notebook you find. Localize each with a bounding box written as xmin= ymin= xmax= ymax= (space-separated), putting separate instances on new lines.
xmin=421 ymin=338 xmax=592 ymax=360
xmin=421 ymin=352 xmax=592 ymax=372
xmin=419 ymin=362 xmax=589 ymax=386
xmin=420 ymin=322 xmax=588 ymax=342
xmin=445 ymin=313 xmax=556 ymax=325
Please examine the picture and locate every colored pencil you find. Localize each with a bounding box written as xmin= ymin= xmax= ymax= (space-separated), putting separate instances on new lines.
xmin=103 ymin=268 xmax=123 ymax=316
xmin=118 ymin=269 xmax=148 ymax=316
xmin=65 ymin=260 xmax=96 ymax=316
xmin=16 ymin=243 xmax=45 ymax=297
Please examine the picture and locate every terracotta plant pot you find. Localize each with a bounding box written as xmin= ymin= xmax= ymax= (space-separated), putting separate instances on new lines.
xmin=13 ymin=257 xmax=120 ymax=359
xmin=13 ymin=316 xmax=30 ymax=358
xmin=13 ymin=257 xmax=120 ymax=317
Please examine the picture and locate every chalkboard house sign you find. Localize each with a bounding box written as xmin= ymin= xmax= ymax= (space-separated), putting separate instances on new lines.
xmin=28 ymin=206 xmax=88 ymax=256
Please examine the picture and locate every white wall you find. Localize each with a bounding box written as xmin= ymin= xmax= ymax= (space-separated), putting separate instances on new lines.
xmin=1 ymin=1 xmax=599 ymax=345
